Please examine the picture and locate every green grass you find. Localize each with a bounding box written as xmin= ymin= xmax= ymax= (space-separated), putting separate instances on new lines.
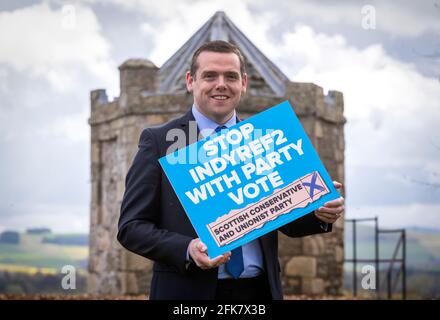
xmin=0 ymin=233 xmax=88 ymax=271
xmin=0 ymin=264 xmax=58 ymax=275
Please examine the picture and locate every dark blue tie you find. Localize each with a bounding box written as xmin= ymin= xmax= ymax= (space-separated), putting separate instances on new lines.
xmin=214 ymin=125 xmax=244 ymax=279
xmin=214 ymin=125 xmax=227 ymax=133
xmin=226 ymin=246 xmax=244 ymax=279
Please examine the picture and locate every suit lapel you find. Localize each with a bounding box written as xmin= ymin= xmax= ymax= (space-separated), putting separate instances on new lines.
xmin=177 ymin=108 xmax=201 ymax=146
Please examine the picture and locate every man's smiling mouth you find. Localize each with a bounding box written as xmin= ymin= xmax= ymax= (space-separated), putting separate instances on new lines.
xmin=211 ymin=95 xmax=230 ymax=100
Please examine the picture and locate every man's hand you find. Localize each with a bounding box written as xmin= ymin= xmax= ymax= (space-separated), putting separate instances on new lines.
xmin=314 ymin=181 xmax=345 ymax=224
xmin=188 ymin=238 xmax=231 ymax=270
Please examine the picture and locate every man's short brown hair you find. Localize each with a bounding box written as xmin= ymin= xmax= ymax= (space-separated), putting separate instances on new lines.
xmin=190 ymin=40 xmax=246 ymax=78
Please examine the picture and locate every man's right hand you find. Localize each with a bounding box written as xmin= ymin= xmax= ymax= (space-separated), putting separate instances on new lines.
xmin=188 ymin=238 xmax=231 ymax=270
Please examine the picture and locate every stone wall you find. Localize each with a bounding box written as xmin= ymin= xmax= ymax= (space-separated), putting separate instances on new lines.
xmin=88 ymin=59 xmax=345 ymax=296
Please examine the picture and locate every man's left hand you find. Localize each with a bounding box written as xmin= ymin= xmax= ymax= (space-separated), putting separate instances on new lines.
xmin=314 ymin=181 xmax=344 ymax=224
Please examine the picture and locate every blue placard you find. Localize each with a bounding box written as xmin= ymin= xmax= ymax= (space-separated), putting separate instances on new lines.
xmin=159 ymin=100 xmax=340 ymax=258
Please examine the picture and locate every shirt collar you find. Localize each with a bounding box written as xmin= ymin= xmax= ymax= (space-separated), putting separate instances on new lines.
xmin=191 ymin=104 xmax=236 ymax=138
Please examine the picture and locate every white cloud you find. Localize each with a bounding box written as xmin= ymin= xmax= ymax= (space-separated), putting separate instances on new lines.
xmin=139 ymin=0 xmax=269 ymax=66
xmin=248 ymin=0 xmax=440 ymax=37
xmin=0 ymin=1 xmax=117 ymax=94
xmin=38 ymin=111 xmax=90 ymax=142
xmin=76 ymin=0 xmax=278 ymax=67
xmin=82 ymin=0 xmax=440 ymax=38
xmin=347 ymin=202 xmax=440 ymax=230
xmin=0 ymin=2 xmax=111 ymax=235
xmin=0 ymin=203 xmax=89 ymax=233
xmin=374 ymin=1 xmax=440 ymax=37
xmin=265 ymin=25 xmax=440 ymax=172
xmin=265 ymin=25 xmax=440 ymax=221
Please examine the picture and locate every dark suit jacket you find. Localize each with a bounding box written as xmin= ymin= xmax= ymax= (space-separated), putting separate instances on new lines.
xmin=117 ymin=108 xmax=332 ymax=300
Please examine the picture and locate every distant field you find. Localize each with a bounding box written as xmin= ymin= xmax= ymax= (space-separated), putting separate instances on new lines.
xmin=344 ymin=225 xmax=440 ymax=272
xmin=0 ymin=264 xmax=58 ymax=275
xmin=343 ymin=225 xmax=440 ymax=298
xmin=0 ymin=233 xmax=88 ymax=271
xmin=0 ymin=233 xmax=89 ymax=294
xmin=1 ymin=228 xmax=439 ymax=297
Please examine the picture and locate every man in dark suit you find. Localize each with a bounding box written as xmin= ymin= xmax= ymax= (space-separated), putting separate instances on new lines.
xmin=117 ymin=40 xmax=344 ymax=300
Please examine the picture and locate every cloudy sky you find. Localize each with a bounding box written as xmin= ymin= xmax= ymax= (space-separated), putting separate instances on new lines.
xmin=0 ymin=0 xmax=439 ymax=233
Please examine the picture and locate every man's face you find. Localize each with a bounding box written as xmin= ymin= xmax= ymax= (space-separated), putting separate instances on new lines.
xmin=186 ymin=51 xmax=247 ymax=124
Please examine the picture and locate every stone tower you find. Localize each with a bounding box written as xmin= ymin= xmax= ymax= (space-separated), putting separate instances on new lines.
xmin=88 ymin=11 xmax=346 ymax=296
